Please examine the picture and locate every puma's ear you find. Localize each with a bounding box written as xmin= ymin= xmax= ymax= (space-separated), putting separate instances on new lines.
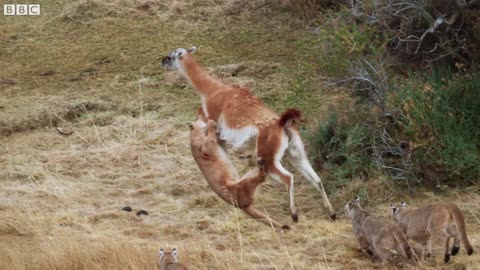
xmin=171 ymin=248 xmax=178 ymax=261
xmin=158 ymin=249 xmax=165 ymax=258
xmin=354 ymin=196 xmax=360 ymax=204
xmin=347 ymin=201 xmax=353 ymax=209
xmin=400 ymin=201 xmax=407 ymax=207
xmin=187 ymin=46 xmax=197 ymax=54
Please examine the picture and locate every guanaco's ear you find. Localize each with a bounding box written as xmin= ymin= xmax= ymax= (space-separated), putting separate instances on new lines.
xmin=187 ymin=46 xmax=197 ymax=54
xmin=171 ymin=248 xmax=178 ymax=261
xmin=400 ymin=201 xmax=407 ymax=207
xmin=158 ymin=249 xmax=165 ymax=258
xmin=161 ymin=56 xmax=171 ymax=66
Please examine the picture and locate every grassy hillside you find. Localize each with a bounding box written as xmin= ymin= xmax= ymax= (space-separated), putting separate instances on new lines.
xmin=1 ymin=0 xmax=479 ymax=269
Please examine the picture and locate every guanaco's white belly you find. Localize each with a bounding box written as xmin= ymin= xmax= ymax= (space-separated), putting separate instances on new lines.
xmin=218 ymin=115 xmax=258 ymax=150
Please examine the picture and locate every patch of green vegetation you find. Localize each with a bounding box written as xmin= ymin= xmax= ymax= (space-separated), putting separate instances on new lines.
xmin=395 ymin=70 xmax=480 ymax=185
xmin=305 ymin=109 xmax=373 ymax=188
xmin=294 ymin=10 xmax=384 ymax=77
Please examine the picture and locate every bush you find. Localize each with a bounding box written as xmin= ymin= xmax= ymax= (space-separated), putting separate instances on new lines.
xmin=308 ymin=68 xmax=480 ymax=189
xmin=395 ymin=70 xmax=480 ymax=185
xmin=307 ymin=110 xmax=373 ymax=186
xmin=369 ymin=0 xmax=480 ymax=68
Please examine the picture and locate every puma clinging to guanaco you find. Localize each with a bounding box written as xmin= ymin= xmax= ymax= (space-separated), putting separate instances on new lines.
xmin=190 ymin=111 xmax=289 ymax=230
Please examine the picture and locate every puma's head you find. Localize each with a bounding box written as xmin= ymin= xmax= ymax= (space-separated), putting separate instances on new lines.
xmin=158 ymin=248 xmax=178 ymax=268
xmin=389 ymin=201 xmax=406 ymax=221
xmin=344 ymin=196 xmax=361 ymax=219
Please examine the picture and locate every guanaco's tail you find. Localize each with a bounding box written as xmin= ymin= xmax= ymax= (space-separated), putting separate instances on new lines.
xmin=278 ymin=108 xmax=302 ymax=127
xmin=391 ymin=225 xmax=418 ymax=263
xmin=447 ymin=203 xmax=474 ymax=255
xmin=242 ymin=205 xmax=289 ymax=230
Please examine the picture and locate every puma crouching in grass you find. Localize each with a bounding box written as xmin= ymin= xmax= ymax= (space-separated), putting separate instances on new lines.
xmin=390 ymin=201 xmax=474 ymax=263
xmin=158 ymin=248 xmax=189 ymax=270
xmin=344 ymin=197 xmax=418 ymax=265
xmin=190 ymin=115 xmax=289 ymax=230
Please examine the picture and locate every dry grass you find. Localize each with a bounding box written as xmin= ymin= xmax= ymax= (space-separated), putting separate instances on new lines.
xmin=0 ymin=0 xmax=479 ymax=269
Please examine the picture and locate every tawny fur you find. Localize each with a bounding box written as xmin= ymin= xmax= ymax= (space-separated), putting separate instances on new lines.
xmin=163 ymin=48 xmax=335 ymax=221
xmin=391 ymin=201 xmax=474 ymax=263
xmin=158 ymin=249 xmax=189 ymax=270
xmin=344 ymin=198 xmax=418 ymax=264
xmin=190 ymin=116 xmax=289 ymax=230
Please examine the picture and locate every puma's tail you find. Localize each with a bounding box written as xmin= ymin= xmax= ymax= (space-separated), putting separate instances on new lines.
xmin=447 ymin=203 xmax=474 ymax=255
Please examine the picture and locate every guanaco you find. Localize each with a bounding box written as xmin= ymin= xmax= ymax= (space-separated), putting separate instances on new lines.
xmin=158 ymin=248 xmax=189 ymax=270
xmin=190 ymin=113 xmax=289 ymax=230
xmin=390 ymin=201 xmax=474 ymax=263
xmin=344 ymin=197 xmax=418 ymax=264
xmin=162 ymin=47 xmax=335 ymax=221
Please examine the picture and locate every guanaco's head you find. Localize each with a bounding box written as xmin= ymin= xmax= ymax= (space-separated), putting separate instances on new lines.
xmin=389 ymin=201 xmax=407 ymax=221
xmin=162 ymin=46 xmax=197 ymax=70
xmin=158 ymin=248 xmax=178 ymax=267
xmin=344 ymin=196 xmax=361 ymax=219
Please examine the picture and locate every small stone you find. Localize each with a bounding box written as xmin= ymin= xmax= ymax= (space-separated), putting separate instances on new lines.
xmin=136 ymin=209 xmax=148 ymax=216
xmin=121 ymin=206 xmax=132 ymax=212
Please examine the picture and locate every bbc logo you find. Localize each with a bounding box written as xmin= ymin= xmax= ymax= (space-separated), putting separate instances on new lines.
xmin=4 ymin=4 xmax=41 ymax=16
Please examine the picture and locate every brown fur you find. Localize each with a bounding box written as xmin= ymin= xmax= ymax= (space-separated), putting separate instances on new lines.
xmin=190 ymin=117 xmax=289 ymax=230
xmin=391 ymin=201 xmax=474 ymax=263
xmin=278 ymin=108 xmax=302 ymax=126
xmin=345 ymin=199 xmax=418 ymax=264
xmin=167 ymin=51 xmax=335 ymax=221
xmin=158 ymin=249 xmax=189 ymax=270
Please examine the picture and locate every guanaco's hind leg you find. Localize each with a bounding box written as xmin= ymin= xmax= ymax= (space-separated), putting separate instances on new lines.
xmin=268 ymin=161 xmax=297 ymax=223
xmin=256 ymin=127 xmax=298 ymax=223
xmin=286 ymin=130 xmax=336 ymax=220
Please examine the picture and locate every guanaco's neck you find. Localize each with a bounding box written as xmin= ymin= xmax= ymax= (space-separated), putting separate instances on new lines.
xmin=178 ymin=55 xmax=225 ymax=97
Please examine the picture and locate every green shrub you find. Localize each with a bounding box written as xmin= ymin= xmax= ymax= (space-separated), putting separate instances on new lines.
xmin=395 ymin=70 xmax=480 ymax=185
xmin=306 ymin=110 xmax=373 ymax=186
